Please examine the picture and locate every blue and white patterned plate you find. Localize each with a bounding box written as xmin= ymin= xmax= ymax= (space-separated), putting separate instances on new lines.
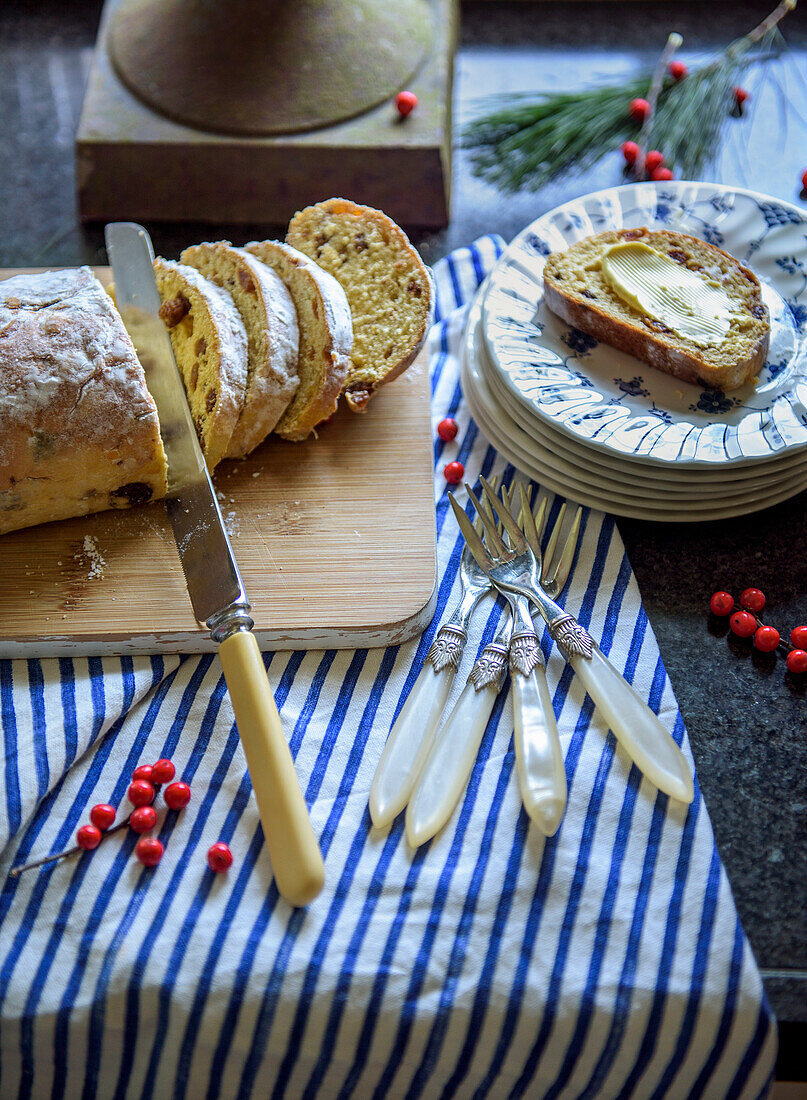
xmin=481 ymin=182 xmax=807 ymax=468
xmin=463 ymin=290 xmax=807 ymax=521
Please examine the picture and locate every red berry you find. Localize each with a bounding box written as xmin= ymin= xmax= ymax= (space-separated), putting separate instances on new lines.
xmin=437 ymin=417 xmax=458 ymax=442
xmin=802 ymin=168 xmax=807 ymax=192
xmin=644 ymin=150 xmax=665 ymax=173
xmin=629 ymin=98 xmax=650 ymax=123
xmin=709 ymin=591 xmax=735 ymax=617
xmin=740 ymin=587 xmax=766 ymax=613
xmin=77 ymin=824 xmax=102 ymax=851
xmin=668 ymin=60 xmax=688 ymax=81
xmin=151 ymin=758 xmax=176 ymax=784
xmin=128 ymin=779 xmax=155 ymax=807
xmin=207 ymin=842 xmax=234 ymax=873
xmin=443 ymin=461 xmax=464 ymax=485
xmin=129 ymin=806 xmax=158 ymax=834
xmin=729 ymin=610 xmax=757 ymax=638
xmin=90 ymin=803 xmax=116 ymax=831
xmin=621 ymin=140 xmax=640 ymax=165
xmin=650 ymin=167 xmax=674 ymax=182
xmin=786 ymin=649 xmax=807 ymax=674
xmin=753 ymin=625 xmax=780 ymax=653
xmin=135 ymin=836 xmax=164 ymax=867
xmin=790 ymin=625 xmax=807 ymax=649
xmin=132 ymin=764 xmax=154 ymax=783
xmin=395 ymin=90 xmax=418 ymax=118
xmin=164 ymin=781 xmax=191 ymax=810
xmin=733 ymin=86 xmax=749 ymax=106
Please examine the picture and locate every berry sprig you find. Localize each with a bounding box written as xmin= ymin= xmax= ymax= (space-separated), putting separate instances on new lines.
xmin=10 ymin=758 xmax=235 ymax=877
xmin=709 ymin=588 xmax=807 ymax=672
xmin=629 ymin=32 xmax=683 ymax=180
xmin=9 ymin=758 xmax=182 ymax=876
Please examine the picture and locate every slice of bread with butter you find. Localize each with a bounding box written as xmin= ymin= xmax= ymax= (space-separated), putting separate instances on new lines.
xmin=543 ymin=228 xmax=770 ymax=391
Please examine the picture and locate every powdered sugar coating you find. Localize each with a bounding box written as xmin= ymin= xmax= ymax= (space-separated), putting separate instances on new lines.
xmin=0 ymin=267 xmax=167 ymax=534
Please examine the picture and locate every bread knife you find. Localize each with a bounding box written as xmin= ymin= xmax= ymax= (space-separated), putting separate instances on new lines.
xmin=105 ymin=222 xmax=325 ymax=908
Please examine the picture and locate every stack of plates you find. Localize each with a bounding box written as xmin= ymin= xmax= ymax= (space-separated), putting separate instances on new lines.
xmin=462 ymin=182 xmax=807 ymax=521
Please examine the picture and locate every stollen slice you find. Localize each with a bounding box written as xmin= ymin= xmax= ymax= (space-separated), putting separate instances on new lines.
xmin=154 ymin=259 xmax=248 ymax=471
xmin=543 ymin=228 xmax=770 ymax=391
xmin=180 ymin=242 xmax=300 ymax=457
xmin=286 ymin=198 xmax=433 ymax=412
xmin=243 ymin=239 xmax=352 ymax=440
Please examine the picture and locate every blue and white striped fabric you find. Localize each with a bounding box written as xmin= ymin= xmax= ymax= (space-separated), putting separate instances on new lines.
xmin=0 ymin=238 xmax=777 ymax=1099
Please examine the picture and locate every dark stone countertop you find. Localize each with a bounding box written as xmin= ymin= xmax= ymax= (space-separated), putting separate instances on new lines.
xmin=1 ymin=0 xmax=805 ymax=1072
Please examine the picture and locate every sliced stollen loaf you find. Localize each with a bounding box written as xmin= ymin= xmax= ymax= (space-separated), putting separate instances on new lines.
xmin=543 ymin=228 xmax=770 ymax=391
xmin=180 ymin=242 xmax=300 ymax=457
xmin=154 ymin=259 xmax=248 ymax=471
xmin=243 ymin=239 xmax=352 ymax=440
xmin=0 ymin=268 xmax=167 ymax=535
xmin=286 ymin=198 xmax=433 ymax=412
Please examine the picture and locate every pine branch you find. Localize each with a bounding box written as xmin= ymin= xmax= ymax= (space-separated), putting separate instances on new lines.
xmin=464 ymin=1 xmax=797 ymax=193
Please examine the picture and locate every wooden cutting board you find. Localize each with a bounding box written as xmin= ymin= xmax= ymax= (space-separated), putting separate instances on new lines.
xmin=0 ymin=268 xmax=437 ymax=657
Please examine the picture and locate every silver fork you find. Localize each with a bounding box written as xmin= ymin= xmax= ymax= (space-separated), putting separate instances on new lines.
xmin=405 ymin=490 xmax=582 ymax=847
xmin=456 ymin=479 xmax=695 ymax=806
xmin=369 ymin=480 xmax=505 ymax=830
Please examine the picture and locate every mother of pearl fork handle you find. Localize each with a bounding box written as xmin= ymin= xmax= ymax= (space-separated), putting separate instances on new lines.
xmin=507 ymin=594 xmax=566 ymax=835
xmin=369 ymin=606 xmax=481 ymax=830
xmin=406 ymin=619 xmax=511 ymax=847
xmin=532 ymin=593 xmax=695 ymax=805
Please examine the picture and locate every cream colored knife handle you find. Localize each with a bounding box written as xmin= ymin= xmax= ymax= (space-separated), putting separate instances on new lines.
xmin=512 ymin=662 xmax=567 ymax=837
xmin=569 ymin=644 xmax=694 ymax=804
xmin=405 ymin=678 xmax=498 ymax=848
xmin=369 ymin=663 xmax=454 ymax=829
xmin=218 ymin=630 xmax=325 ymax=907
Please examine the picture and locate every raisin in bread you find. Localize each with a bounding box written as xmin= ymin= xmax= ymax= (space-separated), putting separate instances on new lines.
xmin=243 ymin=239 xmax=352 ymax=440
xmin=286 ymin=198 xmax=433 ymax=412
xmin=0 ymin=268 xmax=167 ymax=535
xmin=154 ymin=260 xmax=248 ymax=470
xmin=180 ymin=243 xmax=299 ymax=457
xmin=543 ymin=228 xmax=770 ymax=391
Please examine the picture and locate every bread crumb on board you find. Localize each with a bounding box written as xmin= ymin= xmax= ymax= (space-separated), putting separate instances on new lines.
xmin=75 ymin=535 xmax=106 ymax=580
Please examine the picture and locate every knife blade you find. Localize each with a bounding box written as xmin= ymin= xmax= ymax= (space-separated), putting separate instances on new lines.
xmin=106 ymin=222 xmax=324 ymax=907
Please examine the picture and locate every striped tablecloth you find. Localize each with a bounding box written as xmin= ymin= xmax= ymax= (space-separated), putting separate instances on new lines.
xmin=0 ymin=239 xmax=776 ymax=1099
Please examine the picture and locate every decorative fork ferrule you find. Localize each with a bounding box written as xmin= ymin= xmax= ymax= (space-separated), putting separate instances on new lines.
xmin=426 ymin=625 xmax=467 ymax=673
xmin=549 ymin=613 xmax=594 ymax=660
xmin=509 ymin=631 xmax=544 ymax=677
xmin=468 ymin=642 xmax=509 ymax=692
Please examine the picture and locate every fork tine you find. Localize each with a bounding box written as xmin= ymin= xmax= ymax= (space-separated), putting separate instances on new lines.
xmin=479 ymin=477 xmax=526 ymax=553
xmin=519 ymin=483 xmax=541 ymax=560
xmin=533 ymin=495 xmax=548 ymax=541
xmin=543 ymin=503 xmax=567 ymax=573
xmin=544 ymin=506 xmax=582 ymax=594
xmin=466 ymin=483 xmax=507 ymax=558
xmin=472 ymin=475 xmax=494 ymax=538
xmin=449 ymin=493 xmax=492 ymax=572
xmin=478 ymin=474 xmax=499 ymax=532
xmin=502 ymin=482 xmax=517 ymax=540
